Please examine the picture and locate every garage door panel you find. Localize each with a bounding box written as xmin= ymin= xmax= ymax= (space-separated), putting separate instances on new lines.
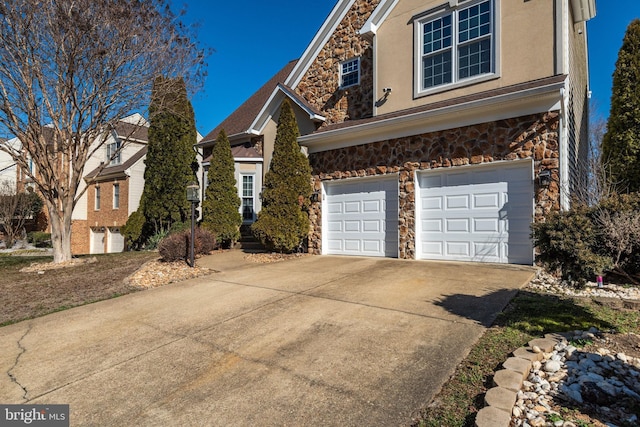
xmin=344 ymin=240 xmax=361 ymax=252
xmin=422 ymin=219 xmax=442 ymax=232
xmin=446 ymin=195 xmax=469 ymax=209
xmin=362 ymin=200 xmax=381 ymax=213
xmin=344 ymin=201 xmax=360 ymax=213
xmin=446 ymin=218 xmax=469 ymax=232
xmin=363 ymin=220 xmax=380 ymax=232
xmin=423 ymin=196 xmax=442 ymax=210
xmin=344 ymin=221 xmax=360 ymax=232
xmin=446 ymin=241 xmax=470 ymax=257
xmin=473 ymin=193 xmax=500 ymax=208
xmin=325 ymin=178 xmax=398 ymax=257
xmin=422 ymin=241 xmax=444 ymax=256
xmin=418 ymin=162 xmax=533 ymax=264
xmin=474 ymin=242 xmax=500 ymax=258
xmin=328 ymin=202 xmax=343 ymax=214
xmin=327 ymin=221 xmax=343 ymax=232
xmin=362 ymin=240 xmax=381 ymax=253
xmin=473 ymin=218 xmax=500 ymax=232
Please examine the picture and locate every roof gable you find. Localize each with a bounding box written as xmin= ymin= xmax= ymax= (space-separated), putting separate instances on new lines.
xmin=284 ymin=0 xmax=357 ymax=89
xmin=248 ymin=83 xmax=325 ymax=135
xmin=84 ymin=145 xmax=148 ymax=181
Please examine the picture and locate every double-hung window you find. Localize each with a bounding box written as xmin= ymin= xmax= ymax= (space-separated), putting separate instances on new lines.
xmin=416 ymin=0 xmax=495 ymax=95
xmin=340 ymin=57 xmax=360 ymax=89
xmin=113 ymin=183 xmax=120 ymax=209
xmin=241 ymin=175 xmax=255 ymax=222
xmin=95 ymin=186 xmax=101 ymax=210
xmin=106 ymin=141 xmax=121 ymax=165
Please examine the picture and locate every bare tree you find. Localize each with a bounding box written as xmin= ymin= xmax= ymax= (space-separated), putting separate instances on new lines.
xmin=0 ymin=0 xmax=205 ymax=262
xmin=0 ymin=180 xmax=42 ymax=248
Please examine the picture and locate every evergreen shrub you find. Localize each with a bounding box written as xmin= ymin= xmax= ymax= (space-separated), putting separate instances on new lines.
xmin=251 ymin=100 xmax=312 ymax=252
xmin=201 ymin=129 xmax=242 ymax=247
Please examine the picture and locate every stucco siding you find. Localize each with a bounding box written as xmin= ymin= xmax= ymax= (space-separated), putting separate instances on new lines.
xmin=375 ymin=0 xmax=556 ymax=114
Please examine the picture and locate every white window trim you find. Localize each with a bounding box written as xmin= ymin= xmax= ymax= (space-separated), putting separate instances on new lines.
xmin=413 ymin=0 xmax=500 ymax=99
xmin=239 ymin=173 xmax=256 ymax=223
xmin=339 ymin=57 xmax=361 ymax=89
xmin=113 ymin=183 xmax=120 ymax=209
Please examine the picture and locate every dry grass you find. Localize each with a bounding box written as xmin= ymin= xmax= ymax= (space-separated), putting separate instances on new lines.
xmin=0 ymin=252 xmax=158 ymax=326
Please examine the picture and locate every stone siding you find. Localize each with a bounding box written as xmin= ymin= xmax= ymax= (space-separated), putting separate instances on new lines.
xmin=307 ymin=112 xmax=561 ymax=259
xmin=295 ymin=0 xmax=380 ymax=124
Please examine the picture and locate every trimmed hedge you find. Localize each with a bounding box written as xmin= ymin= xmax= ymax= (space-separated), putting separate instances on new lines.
xmin=158 ymin=227 xmax=217 ymax=262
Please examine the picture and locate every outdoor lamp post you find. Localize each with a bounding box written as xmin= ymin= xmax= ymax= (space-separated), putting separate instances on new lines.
xmin=186 ymin=181 xmax=199 ymax=268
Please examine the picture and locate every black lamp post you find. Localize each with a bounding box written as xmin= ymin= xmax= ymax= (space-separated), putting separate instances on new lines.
xmin=186 ymin=181 xmax=199 ymax=267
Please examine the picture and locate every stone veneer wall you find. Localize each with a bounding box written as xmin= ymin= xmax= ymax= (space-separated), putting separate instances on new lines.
xmin=307 ymin=112 xmax=561 ymax=259
xmin=295 ymin=0 xmax=380 ymax=124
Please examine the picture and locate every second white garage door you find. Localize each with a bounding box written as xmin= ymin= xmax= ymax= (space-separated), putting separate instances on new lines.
xmin=324 ymin=177 xmax=398 ymax=257
xmin=416 ymin=161 xmax=534 ymax=264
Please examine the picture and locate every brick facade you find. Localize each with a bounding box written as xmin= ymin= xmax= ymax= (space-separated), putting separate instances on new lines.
xmin=307 ymin=112 xmax=561 ymax=259
xmin=71 ymin=178 xmax=130 ymax=254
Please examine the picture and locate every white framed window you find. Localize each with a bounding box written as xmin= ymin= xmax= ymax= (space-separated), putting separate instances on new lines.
xmin=113 ymin=183 xmax=120 ymax=209
xmin=95 ymin=186 xmax=101 ymax=210
xmin=415 ymin=0 xmax=496 ymax=96
xmin=340 ymin=57 xmax=360 ymax=88
xmin=106 ymin=141 xmax=121 ymax=165
xmin=240 ymin=174 xmax=255 ymax=222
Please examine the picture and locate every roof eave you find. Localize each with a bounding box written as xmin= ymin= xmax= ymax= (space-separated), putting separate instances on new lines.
xmin=299 ymin=79 xmax=566 ymax=154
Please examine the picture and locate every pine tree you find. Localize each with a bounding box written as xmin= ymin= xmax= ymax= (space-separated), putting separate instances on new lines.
xmin=139 ymin=77 xmax=198 ymax=235
xmin=602 ymin=19 xmax=640 ymax=193
xmin=201 ymin=129 xmax=242 ymax=247
xmin=252 ymin=99 xmax=312 ymax=252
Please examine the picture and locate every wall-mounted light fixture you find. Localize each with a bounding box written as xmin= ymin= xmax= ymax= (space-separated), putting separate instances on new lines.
xmin=538 ymin=170 xmax=551 ymax=187
xmin=310 ymin=191 xmax=321 ymax=203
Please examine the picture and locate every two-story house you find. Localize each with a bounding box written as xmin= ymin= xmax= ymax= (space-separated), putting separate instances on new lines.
xmin=77 ymin=113 xmax=150 ymax=254
xmin=202 ymin=0 xmax=595 ymax=265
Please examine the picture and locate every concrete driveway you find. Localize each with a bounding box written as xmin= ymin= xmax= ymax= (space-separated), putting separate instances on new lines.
xmin=0 ymin=253 xmax=535 ymax=426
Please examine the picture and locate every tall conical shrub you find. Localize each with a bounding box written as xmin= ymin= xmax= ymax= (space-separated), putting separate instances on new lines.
xmin=201 ymin=129 xmax=242 ymax=247
xmin=139 ymin=77 xmax=198 ymax=234
xmin=252 ymin=99 xmax=312 ymax=252
xmin=602 ymin=19 xmax=640 ymax=193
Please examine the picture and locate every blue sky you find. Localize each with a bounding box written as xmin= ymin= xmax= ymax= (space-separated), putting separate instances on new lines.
xmin=184 ymin=0 xmax=640 ymax=135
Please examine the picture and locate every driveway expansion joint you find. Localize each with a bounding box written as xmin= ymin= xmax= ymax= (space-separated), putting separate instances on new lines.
xmin=7 ymin=323 xmax=32 ymax=401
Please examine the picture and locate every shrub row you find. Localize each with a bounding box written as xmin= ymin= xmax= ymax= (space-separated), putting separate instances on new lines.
xmin=532 ymin=193 xmax=640 ymax=285
xmin=158 ymin=227 xmax=217 ymax=262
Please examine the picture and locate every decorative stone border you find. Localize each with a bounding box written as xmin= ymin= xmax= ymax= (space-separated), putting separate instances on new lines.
xmin=475 ymin=333 xmax=569 ymax=427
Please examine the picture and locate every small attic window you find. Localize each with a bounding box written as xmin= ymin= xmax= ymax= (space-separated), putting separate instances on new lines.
xmin=340 ymin=57 xmax=360 ymax=89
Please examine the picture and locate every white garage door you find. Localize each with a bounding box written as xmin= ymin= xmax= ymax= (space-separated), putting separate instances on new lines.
xmin=416 ymin=161 xmax=533 ymax=264
xmin=108 ymin=228 xmax=125 ymax=253
xmin=91 ymin=229 xmax=105 ymax=254
xmin=325 ymin=177 xmax=398 ymax=257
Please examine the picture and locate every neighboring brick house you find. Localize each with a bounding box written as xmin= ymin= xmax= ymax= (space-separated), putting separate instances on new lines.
xmin=10 ymin=114 xmax=149 ymax=254
xmin=202 ymin=0 xmax=595 ymax=265
xmin=79 ymin=116 xmax=149 ymax=254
